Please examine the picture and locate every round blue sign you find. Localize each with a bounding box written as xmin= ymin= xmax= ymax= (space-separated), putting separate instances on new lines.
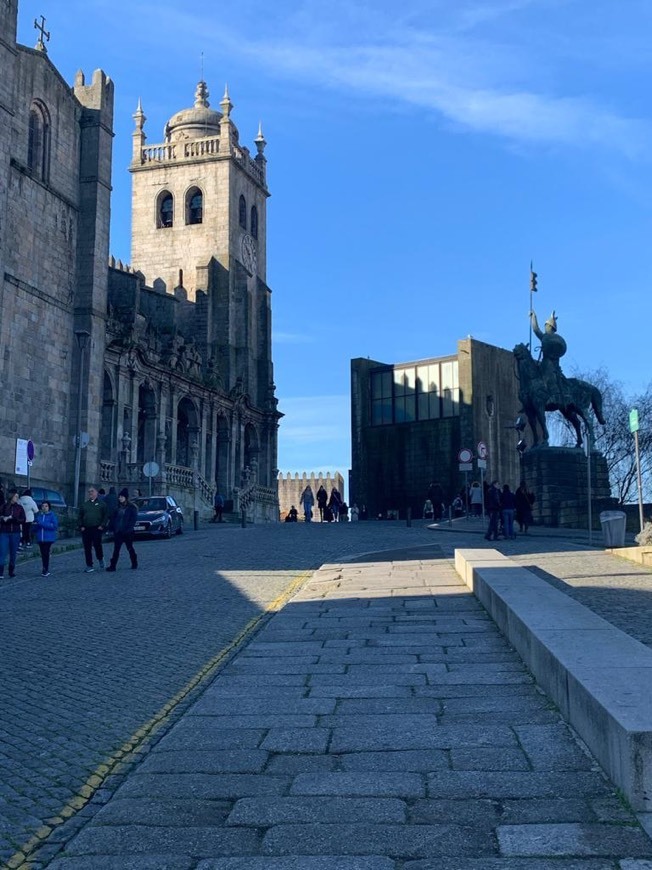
xmin=27 ymin=440 xmax=35 ymax=461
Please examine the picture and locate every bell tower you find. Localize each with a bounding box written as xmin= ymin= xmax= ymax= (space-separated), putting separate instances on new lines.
xmin=129 ymin=80 xmax=273 ymax=406
xmin=129 ymin=80 xmax=269 ymax=301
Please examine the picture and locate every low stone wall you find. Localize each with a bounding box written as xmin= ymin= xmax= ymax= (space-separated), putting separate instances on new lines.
xmin=456 ymin=547 xmax=652 ymax=812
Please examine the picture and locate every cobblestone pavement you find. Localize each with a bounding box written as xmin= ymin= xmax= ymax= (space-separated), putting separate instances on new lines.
xmin=0 ymin=522 xmax=437 ymax=867
xmin=4 ymin=521 xmax=652 ymax=868
xmin=39 ymin=544 xmax=652 ymax=868
xmin=429 ymin=524 xmax=652 ymax=648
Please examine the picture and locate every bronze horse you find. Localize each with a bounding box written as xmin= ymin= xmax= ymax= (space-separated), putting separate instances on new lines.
xmin=513 ymin=343 xmax=605 ymax=448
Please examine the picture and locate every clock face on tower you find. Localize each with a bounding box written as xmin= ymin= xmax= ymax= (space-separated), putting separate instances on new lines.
xmin=240 ymin=233 xmax=257 ymax=276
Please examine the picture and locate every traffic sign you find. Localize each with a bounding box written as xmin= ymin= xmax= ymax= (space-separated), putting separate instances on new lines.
xmin=477 ymin=440 xmax=488 ymax=459
xmin=458 ymin=447 xmax=473 ymax=464
xmin=143 ymin=461 xmax=160 ymax=478
xmin=27 ymin=440 xmax=35 ymax=462
xmin=629 ymin=408 xmax=640 ymax=434
xmin=477 ymin=458 xmax=487 ymax=470
xmin=458 ymin=462 xmax=473 ymax=472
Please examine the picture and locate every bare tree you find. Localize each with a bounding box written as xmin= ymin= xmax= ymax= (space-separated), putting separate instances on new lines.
xmin=548 ymin=367 xmax=652 ymax=504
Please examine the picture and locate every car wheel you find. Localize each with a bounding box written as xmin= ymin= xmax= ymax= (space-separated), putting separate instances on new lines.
xmin=165 ymin=521 xmax=173 ymax=539
xmin=176 ymin=520 xmax=184 ymax=535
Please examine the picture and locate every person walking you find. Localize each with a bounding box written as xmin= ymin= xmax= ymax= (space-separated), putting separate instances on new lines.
xmin=515 ymin=481 xmax=535 ymax=534
xmin=501 ymin=484 xmax=517 ymax=540
xmin=328 ymin=487 xmax=342 ymax=522
xmin=300 ymin=485 xmax=315 ymax=522
xmin=212 ymin=491 xmax=225 ymax=523
xmin=470 ymin=481 xmax=483 ymax=518
xmin=79 ymin=485 xmax=109 ymax=573
xmin=316 ymin=485 xmax=328 ymax=522
xmin=0 ymin=489 xmax=26 ymax=578
xmin=34 ymin=500 xmax=58 ymax=576
xmin=19 ymin=488 xmax=38 ymax=550
xmin=105 ymin=488 xmax=138 ymax=572
xmin=102 ymin=486 xmax=119 ymax=531
xmin=484 ymin=480 xmax=502 ymax=542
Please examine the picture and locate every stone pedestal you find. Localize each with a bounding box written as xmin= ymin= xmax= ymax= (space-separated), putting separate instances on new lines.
xmin=521 ymin=447 xmax=615 ymax=528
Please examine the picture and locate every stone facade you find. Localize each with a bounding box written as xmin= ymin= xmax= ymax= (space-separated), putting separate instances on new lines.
xmin=522 ymin=447 xmax=614 ymax=529
xmin=350 ymin=338 xmax=523 ymax=519
xmin=278 ymin=471 xmax=345 ymax=520
xmin=0 ymin=4 xmax=281 ymax=521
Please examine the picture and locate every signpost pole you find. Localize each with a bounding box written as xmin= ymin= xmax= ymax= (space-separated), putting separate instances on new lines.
xmin=634 ymin=429 xmax=644 ymax=533
xmin=586 ymin=425 xmax=592 ymax=546
xmin=630 ymin=408 xmax=644 ymax=533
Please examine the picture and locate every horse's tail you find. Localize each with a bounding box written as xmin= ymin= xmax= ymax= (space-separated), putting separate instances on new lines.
xmin=592 ymin=387 xmax=606 ymax=425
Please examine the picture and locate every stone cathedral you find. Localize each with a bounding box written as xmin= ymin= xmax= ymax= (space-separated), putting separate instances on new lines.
xmin=0 ymin=1 xmax=281 ymax=521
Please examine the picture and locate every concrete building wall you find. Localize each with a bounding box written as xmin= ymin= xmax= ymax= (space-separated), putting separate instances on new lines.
xmin=350 ymin=339 xmax=522 ymax=520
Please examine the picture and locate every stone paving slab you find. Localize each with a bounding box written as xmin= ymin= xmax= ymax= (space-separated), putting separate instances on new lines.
xmin=38 ymin=548 xmax=652 ymax=867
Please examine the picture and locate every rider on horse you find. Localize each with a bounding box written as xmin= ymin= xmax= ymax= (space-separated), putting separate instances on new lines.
xmin=530 ymin=309 xmax=571 ymax=407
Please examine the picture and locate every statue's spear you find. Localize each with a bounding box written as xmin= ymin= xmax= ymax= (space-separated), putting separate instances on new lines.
xmin=529 ymin=261 xmax=538 ymax=351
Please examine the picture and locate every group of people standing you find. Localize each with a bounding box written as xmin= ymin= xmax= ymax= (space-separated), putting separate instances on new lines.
xmin=484 ymin=480 xmax=536 ymax=541
xmin=79 ymin=486 xmax=138 ymax=573
xmin=0 ymin=483 xmax=140 ymax=580
xmin=0 ymin=486 xmax=58 ymax=578
xmin=295 ymin=485 xmax=350 ymax=523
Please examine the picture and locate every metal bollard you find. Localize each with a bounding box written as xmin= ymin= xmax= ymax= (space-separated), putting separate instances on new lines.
xmin=448 ymin=505 xmax=453 ymax=526
xmin=241 ymin=508 xmax=246 ymax=528
xmin=406 ymin=506 xmax=412 ymax=527
xmin=193 ymin=509 xmax=199 ymax=531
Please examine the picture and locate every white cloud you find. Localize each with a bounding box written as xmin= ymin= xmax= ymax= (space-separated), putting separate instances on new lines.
xmin=127 ymin=0 xmax=650 ymax=158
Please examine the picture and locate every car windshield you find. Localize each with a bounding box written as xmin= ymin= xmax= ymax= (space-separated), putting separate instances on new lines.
xmin=136 ymin=498 xmax=167 ymax=512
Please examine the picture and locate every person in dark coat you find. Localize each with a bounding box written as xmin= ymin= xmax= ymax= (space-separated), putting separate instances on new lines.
xmin=484 ymin=480 xmax=502 ymax=542
xmin=316 ymin=485 xmax=328 ymax=522
xmin=328 ymin=488 xmax=342 ymax=522
xmin=102 ymin=486 xmax=119 ymax=531
xmin=515 ymin=481 xmax=535 ymax=534
xmin=501 ymin=484 xmax=517 ymax=540
xmin=105 ymin=488 xmax=138 ymax=571
xmin=0 ymin=488 xmax=26 ymax=578
xmin=212 ymin=491 xmax=225 ymax=523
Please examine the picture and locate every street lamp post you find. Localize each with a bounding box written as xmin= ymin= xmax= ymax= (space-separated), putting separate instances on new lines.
xmin=73 ymin=330 xmax=90 ymax=509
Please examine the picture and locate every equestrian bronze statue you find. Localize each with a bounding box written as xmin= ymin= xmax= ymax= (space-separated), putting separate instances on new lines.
xmin=513 ymin=310 xmax=605 ymax=448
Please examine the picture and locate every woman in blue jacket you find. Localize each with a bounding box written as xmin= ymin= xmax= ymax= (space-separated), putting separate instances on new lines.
xmin=35 ymin=500 xmax=58 ymax=577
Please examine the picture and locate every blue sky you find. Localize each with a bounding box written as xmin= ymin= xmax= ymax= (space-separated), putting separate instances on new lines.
xmin=18 ymin=0 xmax=652 ymax=480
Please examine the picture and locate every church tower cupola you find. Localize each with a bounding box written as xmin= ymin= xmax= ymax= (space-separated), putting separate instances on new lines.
xmin=164 ymin=80 xmax=222 ymax=143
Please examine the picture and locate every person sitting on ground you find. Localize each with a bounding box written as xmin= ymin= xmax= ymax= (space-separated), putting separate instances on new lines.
xmin=286 ymin=505 xmax=298 ymax=522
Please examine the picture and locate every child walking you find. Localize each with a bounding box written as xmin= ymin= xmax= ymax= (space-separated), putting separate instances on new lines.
xmin=35 ymin=501 xmax=58 ymax=576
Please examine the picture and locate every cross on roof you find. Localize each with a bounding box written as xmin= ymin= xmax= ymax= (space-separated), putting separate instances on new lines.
xmin=34 ymin=15 xmax=50 ymax=53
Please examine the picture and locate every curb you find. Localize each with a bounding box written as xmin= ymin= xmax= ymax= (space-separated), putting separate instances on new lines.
xmin=455 ymin=547 xmax=652 ymax=814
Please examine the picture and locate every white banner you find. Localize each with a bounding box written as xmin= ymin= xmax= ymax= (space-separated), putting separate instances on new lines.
xmin=15 ymin=438 xmax=28 ymax=476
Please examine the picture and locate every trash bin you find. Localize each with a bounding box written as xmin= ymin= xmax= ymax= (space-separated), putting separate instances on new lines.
xmin=599 ymin=511 xmax=627 ymax=548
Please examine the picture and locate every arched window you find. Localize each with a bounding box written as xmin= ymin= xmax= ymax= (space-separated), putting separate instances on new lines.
xmin=157 ymin=191 xmax=174 ymax=228
xmin=239 ymin=194 xmax=247 ymax=229
xmin=27 ymin=100 xmax=50 ymax=182
xmin=186 ymin=186 xmax=203 ymax=225
xmin=250 ymin=205 xmax=258 ymax=239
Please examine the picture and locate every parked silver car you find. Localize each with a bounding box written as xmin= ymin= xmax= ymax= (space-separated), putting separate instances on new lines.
xmin=132 ymin=496 xmax=184 ymax=538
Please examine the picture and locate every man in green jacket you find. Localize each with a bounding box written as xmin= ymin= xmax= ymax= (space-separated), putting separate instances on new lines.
xmin=79 ymin=485 xmax=109 ymax=573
